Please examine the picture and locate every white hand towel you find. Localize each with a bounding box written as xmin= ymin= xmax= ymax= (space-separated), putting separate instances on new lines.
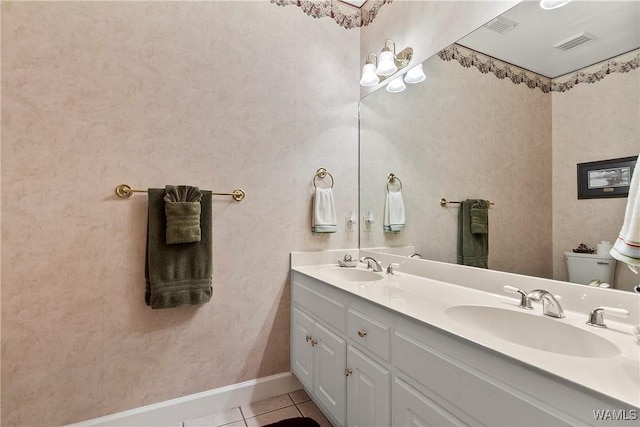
xmin=312 ymin=187 xmax=337 ymax=233
xmin=384 ymin=190 xmax=405 ymax=233
xmin=610 ymin=159 xmax=640 ymax=273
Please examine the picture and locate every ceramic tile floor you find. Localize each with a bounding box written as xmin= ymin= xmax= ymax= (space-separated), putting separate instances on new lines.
xmin=174 ymin=390 xmax=333 ymax=427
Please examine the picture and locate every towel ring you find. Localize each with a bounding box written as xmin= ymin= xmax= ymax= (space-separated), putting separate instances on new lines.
xmin=387 ymin=173 xmax=402 ymax=192
xmin=314 ymin=168 xmax=334 ymax=189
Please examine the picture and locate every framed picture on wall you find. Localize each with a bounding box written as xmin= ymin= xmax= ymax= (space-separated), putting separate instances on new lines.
xmin=577 ymin=155 xmax=638 ymax=199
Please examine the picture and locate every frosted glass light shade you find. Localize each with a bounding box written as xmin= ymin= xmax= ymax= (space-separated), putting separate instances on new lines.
xmin=404 ymin=63 xmax=426 ymax=84
xmin=376 ymin=50 xmax=397 ymax=76
xmin=539 ymin=0 xmax=573 ymax=10
xmin=360 ymin=63 xmax=380 ymax=86
xmin=386 ymin=76 xmax=406 ymax=93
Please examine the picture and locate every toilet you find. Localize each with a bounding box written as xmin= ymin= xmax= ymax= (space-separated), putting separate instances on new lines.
xmin=565 ymin=252 xmax=617 ymax=286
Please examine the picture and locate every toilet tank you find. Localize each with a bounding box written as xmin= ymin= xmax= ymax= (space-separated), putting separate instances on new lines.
xmin=564 ymin=252 xmax=617 ymax=286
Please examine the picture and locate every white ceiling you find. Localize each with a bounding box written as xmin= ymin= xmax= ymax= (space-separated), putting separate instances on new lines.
xmin=457 ymin=0 xmax=640 ymax=78
xmin=340 ymin=0 xmax=368 ymax=8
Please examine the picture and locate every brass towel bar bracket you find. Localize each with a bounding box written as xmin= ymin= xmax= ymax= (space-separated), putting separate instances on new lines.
xmin=387 ymin=173 xmax=402 ymax=192
xmin=115 ymin=184 xmax=246 ymax=202
xmin=440 ymin=198 xmax=494 ymax=208
xmin=313 ymin=168 xmax=334 ymax=189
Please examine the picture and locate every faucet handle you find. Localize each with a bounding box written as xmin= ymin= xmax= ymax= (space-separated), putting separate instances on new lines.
xmin=386 ymin=263 xmax=400 ymax=275
xmin=503 ymin=285 xmax=533 ymax=310
xmin=587 ymin=306 xmax=630 ymax=328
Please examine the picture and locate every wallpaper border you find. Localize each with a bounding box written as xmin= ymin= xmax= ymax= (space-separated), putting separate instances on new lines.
xmin=271 ymin=0 xmax=392 ymax=29
xmin=438 ymin=44 xmax=640 ymax=94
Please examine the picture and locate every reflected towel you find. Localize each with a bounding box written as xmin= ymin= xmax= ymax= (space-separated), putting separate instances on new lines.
xmin=312 ymin=188 xmax=337 ymax=233
xmin=164 ymin=185 xmax=203 ymax=244
xmin=146 ymin=188 xmax=212 ymax=309
xmin=610 ymin=160 xmax=640 ymax=273
xmin=384 ymin=190 xmax=405 ymax=233
xmin=470 ymin=200 xmax=490 ymax=234
xmin=457 ymin=199 xmax=488 ymax=268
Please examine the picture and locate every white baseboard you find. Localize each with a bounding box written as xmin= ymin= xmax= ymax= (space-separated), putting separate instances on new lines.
xmin=69 ymin=372 xmax=303 ymax=426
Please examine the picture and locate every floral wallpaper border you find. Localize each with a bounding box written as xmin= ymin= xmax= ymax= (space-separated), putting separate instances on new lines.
xmin=438 ymin=44 xmax=552 ymax=93
xmin=551 ymin=50 xmax=639 ymax=92
xmin=270 ymin=0 xmax=392 ymax=29
xmin=438 ymin=43 xmax=640 ymax=94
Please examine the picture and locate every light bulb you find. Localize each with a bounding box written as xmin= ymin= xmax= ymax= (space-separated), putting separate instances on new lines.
xmin=360 ymin=62 xmax=380 ymax=87
xmin=386 ymin=76 xmax=406 ymax=93
xmin=376 ymin=50 xmax=397 ymax=76
xmin=539 ymin=0 xmax=573 ymax=10
xmin=404 ymin=63 xmax=426 ymax=84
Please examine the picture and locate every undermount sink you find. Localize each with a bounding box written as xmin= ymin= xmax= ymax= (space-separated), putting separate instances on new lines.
xmin=445 ymin=305 xmax=620 ymax=358
xmin=321 ymin=267 xmax=383 ymax=282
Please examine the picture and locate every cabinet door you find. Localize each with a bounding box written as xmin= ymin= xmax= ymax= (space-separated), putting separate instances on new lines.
xmin=347 ymin=346 xmax=390 ymax=427
xmin=314 ymin=321 xmax=347 ymax=427
xmin=291 ymin=306 xmax=315 ymax=391
xmin=393 ymin=377 xmax=468 ymax=427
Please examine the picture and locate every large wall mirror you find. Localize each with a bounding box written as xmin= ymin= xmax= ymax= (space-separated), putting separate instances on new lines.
xmin=359 ymin=1 xmax=639 ymax=292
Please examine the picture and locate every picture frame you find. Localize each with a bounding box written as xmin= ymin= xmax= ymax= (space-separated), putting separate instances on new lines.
xmin=577 ymin=155 xmax=637 ymax=199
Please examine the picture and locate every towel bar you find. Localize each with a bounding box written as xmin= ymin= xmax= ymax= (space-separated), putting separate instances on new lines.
xmin=115 ymin=184 xmax=245 ymax=201
xmin=440 ymin=198 xmax=494 ymax=208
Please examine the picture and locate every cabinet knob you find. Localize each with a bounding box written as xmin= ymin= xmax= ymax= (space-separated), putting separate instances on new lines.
xmin=345 ymin=368 xmax=353 ymax=377
xmin=357 ymin=330 xmax=367 ymax=338
xmin=311 ymin=339 xmax=318 ymax=347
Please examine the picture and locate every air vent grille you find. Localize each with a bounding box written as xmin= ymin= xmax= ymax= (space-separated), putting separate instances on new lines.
xmin=484 ymin=16 xmax=519 ymax=34
xmin=553 ymin=32 xmax=596 ymax=51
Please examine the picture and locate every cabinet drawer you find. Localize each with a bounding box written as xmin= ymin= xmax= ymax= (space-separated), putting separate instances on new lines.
xmin=292 ymin=278 xmax=346 ymax=334
xmin=393 ymin=330 xmax=571 ymax=427
xmin=347 ymin=308 xmax=390 ymax=361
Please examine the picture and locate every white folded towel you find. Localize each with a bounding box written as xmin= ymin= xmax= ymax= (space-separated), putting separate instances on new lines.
xmin=312 ymin=187 xmax=337 ymax=233
xmin=384 ymin=190 xmax=405 ymax=233
xmin=610 ymin=158 xmax=640 ymax=273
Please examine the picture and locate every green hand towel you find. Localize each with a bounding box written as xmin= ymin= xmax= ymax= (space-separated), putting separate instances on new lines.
xmin=470 ymin=199 xmax=490 ymax=234
xmin=164 ymin=185 xmax=203 ymax=244
xmin=145 ymin=188 xmax=212 ymax=309
xmin=457 ymin=199 xmax=488 ymax=268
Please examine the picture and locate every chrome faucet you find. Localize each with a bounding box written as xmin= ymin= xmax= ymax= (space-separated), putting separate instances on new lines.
xmin=503 ymin=286 xmax=533 ymax=310
xmin=360 ymin=256 xmax=383 ymax=272
xmin=586 ymin=306 xmax=629 ymax=328
xmin=527 ymin=290 xmax=565 ymax=318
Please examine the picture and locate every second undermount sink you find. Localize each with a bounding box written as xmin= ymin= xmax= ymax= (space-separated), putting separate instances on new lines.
xmin=320 ymin=267 xmax=383 ymax=282
xmin=445 ymin=305 xmax=620 ymax=358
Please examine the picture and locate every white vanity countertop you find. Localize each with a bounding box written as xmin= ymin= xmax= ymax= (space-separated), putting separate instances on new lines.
xmin=292 ymin=263 xmax=640 ymax=408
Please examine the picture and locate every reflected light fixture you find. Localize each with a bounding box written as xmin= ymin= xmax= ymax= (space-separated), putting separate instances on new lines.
xmin=404 ymin=63 xmax=426 ymax=84
xmin=539 ymin=0 xmax=573 ymax=10
xmin=386 ymin=76 xmax=406 ymax=93
xmin=360 ymin=38 xmax=413 ymax=87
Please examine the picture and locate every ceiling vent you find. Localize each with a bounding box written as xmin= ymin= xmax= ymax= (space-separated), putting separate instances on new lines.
xmin=553 ymin=32 xmax=597 ymax=51
xmin=484 ymin=16 xmax=519 ymax=34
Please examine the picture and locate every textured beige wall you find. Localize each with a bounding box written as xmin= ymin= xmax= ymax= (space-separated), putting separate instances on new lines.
xmin=552 ymin=70 xmax=640 ymax=292
xmin=0 ymin=2 xmax=359 ymax=425
xmin=360 ymin=54 xmax=553 ymax=278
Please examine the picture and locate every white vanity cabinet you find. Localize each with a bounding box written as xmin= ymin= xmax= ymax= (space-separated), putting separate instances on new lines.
xmin=291 ymin=270 xmax=639 ymax=427
xmin=291 ymin=276 xmax=347 ymax=426
xmin=346 ymin=303 xmax=392 ymax=427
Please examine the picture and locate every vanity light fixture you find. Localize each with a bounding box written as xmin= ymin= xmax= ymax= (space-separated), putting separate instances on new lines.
xmin=539 ymin=0 xmax=573 ymax=10
xmin=404 ymin=63 xmax=426 ymax=84
xmin=360 ymin=53 xmax=380 ymax=86
xmin=360 ymin=38 xmax=413 ymax=87
xmin=386 ymin=76 xmax=406 ymax=93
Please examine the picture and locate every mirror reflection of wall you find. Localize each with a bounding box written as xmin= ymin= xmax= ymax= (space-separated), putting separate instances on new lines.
xmin=359 ymin=1 xmax=639 ymax=292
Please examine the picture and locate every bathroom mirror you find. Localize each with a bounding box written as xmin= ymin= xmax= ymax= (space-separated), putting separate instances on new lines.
xmin=359 ymin=1 xmax=640 ymax=291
